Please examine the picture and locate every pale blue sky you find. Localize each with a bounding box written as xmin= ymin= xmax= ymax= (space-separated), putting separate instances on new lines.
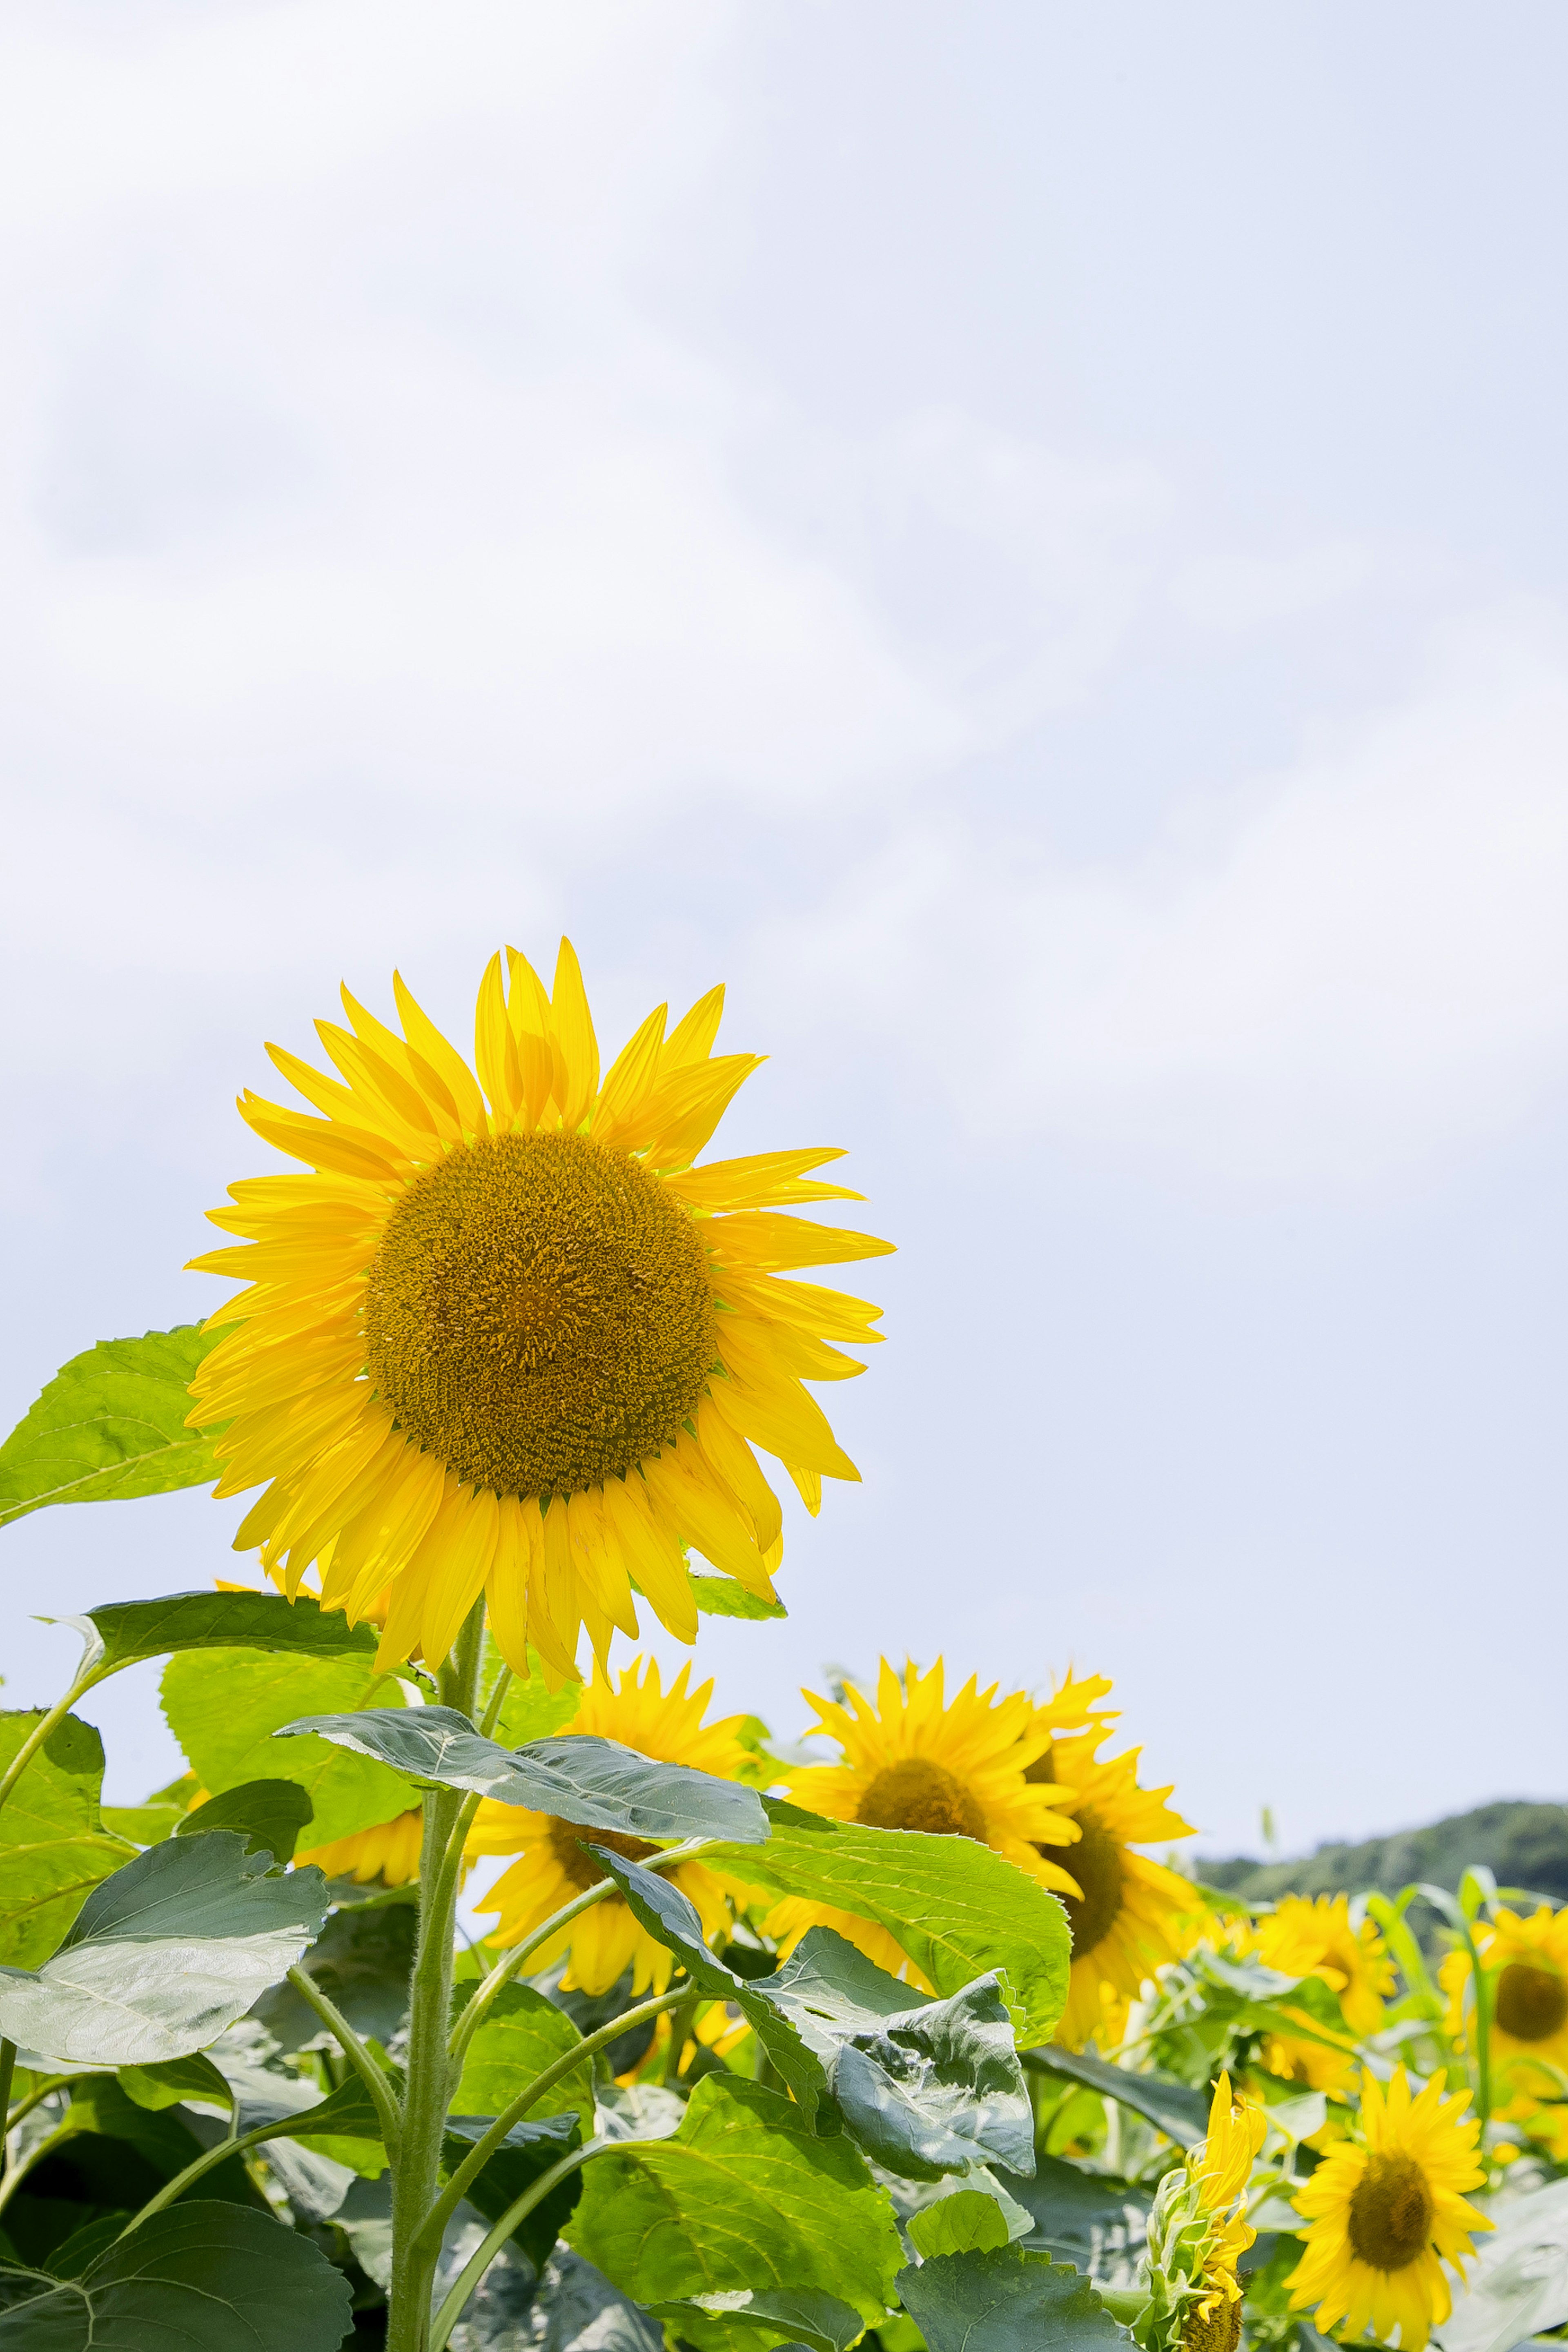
xmin=2 ymin=2 xmax=1565 ymax=1855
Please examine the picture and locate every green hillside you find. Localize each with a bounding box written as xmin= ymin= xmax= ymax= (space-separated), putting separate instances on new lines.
xmin=1198 ymin=1799 xmax=1568 ymax=1906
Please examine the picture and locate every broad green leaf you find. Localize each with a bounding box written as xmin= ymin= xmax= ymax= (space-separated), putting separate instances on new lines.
xmin=443 ymin=2109 xmax=585 ymax=2270
xmin=100 ymin=1802 xmax=187 ymax=1846
xmin=647 ymin=2290 xmax=862 ymax=2352
xmin=567 ymin=2074 xmax=903 ymax=2329
xmin=484 ymin=1645 xmax=581 ymax=1748
xmin=1022 ymin=2049 xmax=1207 ymax=2147
xmin=75 ymin=1588 xmax=378 ymax=1675
xmin=0 ymin=1830 xmax=329 ymax=2065
xmin=175 ymin=1778 xmax=314 ymax=1864
xmin=118 ymin=2051 xmax=233 ymax=2114
xmin=0 ymin=1714 xmax=136 ymax=1968
xmin=1432 ymin=2173 xmax=1568 ymax=2352
xmin=0 ymin=2199 xmax=355 ymax=2348
xmin=710 ymin=1800 xmax=1072 ymax=2047
xmin=998 ymin=2157 xmax=1151 ymax=2280
xmin=896 ymin=2247 xmax=1129 ymax=2352
xmin=253 ymin=1898 xmax=416 ymax=2051
xmin=452 ymin=1981 xmax=592 ymax=2120
xmin=163 ymin=1646 xmax=415 ymax=1851
xmin=689 ymin=1575 xmax=788 ymax=1621
xmin=908 ymin=2191 xmax=1013 ymax=2258
xmin=280 ymin=1713 xmax=770 ymax=1845
xmin=0 ymin=1328 xmax=226 ymax=1530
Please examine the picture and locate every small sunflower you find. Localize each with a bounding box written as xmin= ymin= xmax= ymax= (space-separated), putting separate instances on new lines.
xmin=298 ymin=1807 xmax=424 ymax=1888
xmin=1137 ymin=2073 xmax=1266 ymax=2352
xmin=187 ymin=941 xmax=890 ymax=1681
xmin=760 ymin=1657 xmax=1083 ymax=1986
xmin=1441 ymin=1904 xmax=1568 ymax=2156
xmin=1031 ymin=1704 xmax=1198 ymax=2050
xmin=1290 ymin=2066 xmax=1490 ymax=2352
xmin=468 ymin=1656 xmax=751 ymax=1996
xmin=1251 ymin=1894 xmax=1394 ymax=2094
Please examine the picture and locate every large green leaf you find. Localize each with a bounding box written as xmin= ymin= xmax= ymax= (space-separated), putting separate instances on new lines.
xmin=1022 ymin=2049 xmax=1208 ymax=2147
xmin=163 ymin=1646 xmax=416 ymax=1851
xmin=567 ymin=2074 xmax=902 ymax=2330
xmin=710 ymin=1800 xmax=1072 ymax=2047
xmin=75 ymin=1589 xmax=379 ymax=1675
xmin=452 ymin=1981 xmax=592 ymax=2120
xmin=0 ymin=1830 xmax=329 ymax=2065
xmin=646 ymin=2290 xmax=860 ymax=2352
xmin=0 ymin=1327 xmax=225 ymax=1530
xmin=0 ymin=2199 xmax=354 ymax=2348
xmin=0 ymin=1714 xmax=136 ymax=1967
xmin=999 ymin=2157 xmax=1151 ymax=2282
xmin=174 ymin=1778 xmax=314 ymax=1864
xmin=279 ymin=1712 xmax=770 ymax=1844
xmin=896 ymin=2247 xmax=1129 ymax=2352
xmin=443 ymin=2109 xmax=585 ymax=2269
xmin=254 ymin=1900 xmax=416 ymax=2051
xmin=907 ymin=2191 xmax=1014 ymax=2258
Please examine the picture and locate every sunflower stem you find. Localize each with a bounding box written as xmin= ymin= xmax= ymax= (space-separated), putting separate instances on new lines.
xmin=0 ymin=2044 xmax=14 ymax=2180
xmin=387 ymin=1594 xmax=488 ymax=2352
xmin=428 ymin=2136 xmax=606 ymax=2352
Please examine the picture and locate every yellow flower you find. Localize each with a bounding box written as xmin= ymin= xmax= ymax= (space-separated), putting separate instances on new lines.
xmin=1290 ymin=2067 xmax=1490 ymax=2351
xmin=187 ymin=941 xmax=891 ymax=1680
xmin=298 ymin=1807 xmax=423 ymax=1887
xmin=760 ymin=1657 xmax=1083 ymax=1986
xmin=1139 ymin=2073 xmax=1266 ymax=2352
xmin=1033 ymin=1702 xmax=1198 ymax=2050
xmin=1441 ymin=1904 xmax=1568 ymax=2156
xmin=1251 ymin=1894 xmax=1394 ymax=2094
xmin=468 ymin=1656 xmax=751 ymax=1996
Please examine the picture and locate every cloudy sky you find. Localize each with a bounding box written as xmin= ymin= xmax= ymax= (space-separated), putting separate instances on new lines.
xmin=2 ymin=1 xmax=1565 ymax=1857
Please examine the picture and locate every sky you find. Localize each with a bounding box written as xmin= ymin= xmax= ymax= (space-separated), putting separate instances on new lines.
xmin=2 ymin=0 xmax=1566 ymax=1858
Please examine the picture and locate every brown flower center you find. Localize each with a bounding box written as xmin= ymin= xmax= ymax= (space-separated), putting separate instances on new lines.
xmin=855 ymin=1758 xmax=986 ymax=1841
xmin=1180 ymin=2296 xmax=1242 ymax=2352
xmin=365 ymin=1131 xmax=716 ymax=1499
xmin=1347 ymin=2152 xmax=1434 ymax=2272
xmin=547 ymin=1817 xmax=658 ymax=1893
xmin=1054 ymin=1806 xmax=1125 ymax=1958
xmin=1495 ymin=1962 xmax=1568 ymax=2044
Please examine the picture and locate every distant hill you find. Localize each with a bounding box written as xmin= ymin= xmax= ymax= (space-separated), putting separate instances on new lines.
xmin=1197 ymin=1800 xmax=1568 ymax=1908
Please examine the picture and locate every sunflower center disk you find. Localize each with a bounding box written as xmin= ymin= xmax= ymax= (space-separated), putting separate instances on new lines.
xmin=364 ymin=1133 xmax=717 ymax=1499
xmin=1495 ymin=1961 xmax=1568 ymax=2043
xmin=1056 ymin=1806 xmax=1125 ymax=1958
xmin=855 ymin=1758 xmax=986 ymax=1841
xmin=1347 ymin=2152 xmax=1434 ymax=2272
xmin=1180 ymin=2297 xmax=1242 ymax=2352
xmin=548 ymin=1817 xmax=659 ymax=1894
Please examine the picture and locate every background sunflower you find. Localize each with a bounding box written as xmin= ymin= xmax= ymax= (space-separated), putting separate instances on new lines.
xmin=298 ymin=1807 xmax=424 ymax=1888
xmin=1442 ymin=1904 xmax=1568 ymax=2158
xmin=1250 ymin=1893 xmax=1393 ymax=2095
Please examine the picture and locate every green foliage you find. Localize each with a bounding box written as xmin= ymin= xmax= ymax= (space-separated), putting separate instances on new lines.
xmin=483 ymin=1646 xmax=581 ymax=1747
xmin=0 ymin=2200 xmax=355 ymax=2348
xmin=174 ymin=1777 xmax=314 ymax=1864
xmin=0 ymin=1713 xmax=135 ymax=1967
xmin=163 ymin=1644 xmax=416 ymax=1849
xmin=0 ymin=1829 xmax=329 ymax=2065
xmin=1022 ymin=2049 xmax=1208 ymax=2147
xmin=647 ymin=2288 xmax=863 ymax=2352
xmin=568 ymin=2075 xmax=904 ymax=2332
xmin=908 ymin=2189 xmax=1014 ymax=2258
xmin=254 ymin=1897 xmax=416 ymax=2051
xmin=1001 ymin=2157 xmax=1152 ymax=2279
xmin=117 ymin=2051 xmax=232 ymax=2115
xmin=280 ymin=1711 xmax=770 ymax=1843
xmin=452 ymin=1981 xmax=593 ymax=2120
xmin=709 ymin=1799 xmax=1072 ymax=2047
xmin=444 ymin=2109 xmax=585 ymax=2269
xmin=896 ymin=2247 xmax=1128 ymax=2352
xmin=690 ymin=1574 xmax=788 ymax=1620
xmin=0 ymin=1326 xmax=225 ymax=1529
xmin=80 ymin=1588 xmax=378 ymax=1675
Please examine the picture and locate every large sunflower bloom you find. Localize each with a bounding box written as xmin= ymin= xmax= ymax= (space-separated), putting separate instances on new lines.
xmin=1289 ymin=2066 xmax=1490 ymax=2352
xmin=1031 ymin=1708 xmax=1198 ymax=2050
xmin=759 ymin=1658 xmax=1084 ymax=1987
xmin=1137 ymin=2073 xmax=1266 ymax=2352
xmin=1250 ymin=1894 xmax=1394 ymax=2095
xmin=187 ymin=942 xmax=890 ymax=1679
xmin=1441 ymin=1904 xmax=1568 ymax=2157
xmin=467 ymin=1657 xmax=751 ymax=1996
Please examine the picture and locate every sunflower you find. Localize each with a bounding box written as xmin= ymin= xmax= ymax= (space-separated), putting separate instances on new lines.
xmin=187 ymin=941 xmax=890 ymax=1680
xmin=1250 ymin=1894 xmax=1394 ymax=2095
xmin=1289 ymin=2066 xmax=1490 ymax=2352
xmin=298 ymin=1807 xmax=424 ymax=1888
xmin=1031 ymin=1704 xmax=1198 ymax=2050
xmin=467 ymin=1656 xmax=751 ymax=1996
xmin=1441 ymin=1905 xmax=1568 ymax=2157
xmin=1138 ymin=2073 xmax=1266 ymax=2352
xmin=757 ymin=1657 xmax=1083 ymax=1987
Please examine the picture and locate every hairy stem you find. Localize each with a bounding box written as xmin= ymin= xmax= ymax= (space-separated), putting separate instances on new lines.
xmin=0 ymin=2044 xmax=13 ymax=2180
xmin=386 ymin=1595 xmax=488 ymax=2352
xmin=284 ymin=1965 xmax=403 ymax=2160
xmin=428 ymin=2138 xmax=605 ymax=2352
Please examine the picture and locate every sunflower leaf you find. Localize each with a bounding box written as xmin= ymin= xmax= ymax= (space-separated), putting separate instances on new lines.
xmin=995 ymin=2155 xmax=1152 ymax=2281
xmin=895 ymin=2246 xmax=1129 ymax=2352
xmin=0 ymin=1326 xmax=227 ymax=1530
xmin=566 ymin=2074 xmax=903 ymax=2334
xmin=907 ymin=2190 xmax=1014 ymax=2258
xmin=1021 ymin=2049 xmax=1208 ymax=2147
xmin=0 ymin=1829 xmax=330 ymax=2065
xmin=707 ymin=1800 xmax=1072 ymax=2047
xmin=279 ymin=1712 xmax=770 ymax=1843
xmin=645 ymin=2288 xmax=864 ymax=2352
xmin=69 ymin=1588 xmax=379 ymax=1674
xmin=452 ymin=1981 xmax=594 ymax=2120
xmin=689 ymin=1574 xmax=788 ymax=1621
xmin=0 ymin=1712 xmax=137 ymax=1969
xmin=252 ymin=1898 xmax=417 ymax=2051
xmin=173 ymin=1777 xmax=314 ymax=1864
xmin=0 ymin=2200 xmax=355 ymax=2349
xmin=443 ymin=2109 xmax=586 ymax=2270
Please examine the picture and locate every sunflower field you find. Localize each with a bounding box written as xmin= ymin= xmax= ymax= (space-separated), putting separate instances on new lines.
xmin=0 ymin=944 xmax=1563 ymax=2352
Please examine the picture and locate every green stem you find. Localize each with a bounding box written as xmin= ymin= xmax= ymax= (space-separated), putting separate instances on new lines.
xmin=478 ymin=1664 xmax=513 ymax=1740
xmin=418 ymin=1985 xmax=688 ymax=2258
xmin=4 ymin=2075 xmax=80 ymax=2137
xmin=0 ymin=2117 xmax=71 ymax=2218
xmin=0 ymin=2043 xmax=13 ymax=2180
xmin=386 ymin=1595 xmax=488 ymax=2352
xmin=0 ymin=1663 xmax=106 ymax=1816
xmin=285 ymin=1965 xmax=403 ymax=2161
xmin=662 ymin=1993 xmax=700 ymax=2086
xmin=428 ymin=2137 xmax=604 ymax=2352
